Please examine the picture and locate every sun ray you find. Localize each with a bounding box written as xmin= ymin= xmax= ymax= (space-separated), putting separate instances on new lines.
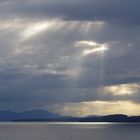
xmin=22 ymin=22 xmax=53 ymax=40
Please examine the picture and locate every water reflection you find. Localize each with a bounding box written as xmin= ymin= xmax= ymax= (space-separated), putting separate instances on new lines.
xmin=0 ymin=123 xmax=140 ymax=140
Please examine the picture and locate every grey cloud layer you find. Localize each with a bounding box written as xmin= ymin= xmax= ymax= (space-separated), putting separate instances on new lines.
xmin=0 ymin=0 xmax=140 ymax=113
xmin=0 ymin=0 xmax=140 ymax=25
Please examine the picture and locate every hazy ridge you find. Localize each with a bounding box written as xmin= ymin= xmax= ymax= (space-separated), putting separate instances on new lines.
xmin=0 ymin=110 xmax=140 ymax=122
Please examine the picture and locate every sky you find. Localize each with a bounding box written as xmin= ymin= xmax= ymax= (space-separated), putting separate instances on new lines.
xmin=0 ymin=0 xmax=140 ymax=116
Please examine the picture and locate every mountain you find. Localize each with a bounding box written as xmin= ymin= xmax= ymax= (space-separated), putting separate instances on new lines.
xmin=80 ymin=114 xmax=140 ymax=122
xmin=1 ymin=110 xmax=140 ymax=122
xmin=0 ymin=111 xmax=17 ymax=121
xmin=0 ymin=110 xmax=60 ymax=121
xmin=80 ymin=114 xmax=128 ymax=122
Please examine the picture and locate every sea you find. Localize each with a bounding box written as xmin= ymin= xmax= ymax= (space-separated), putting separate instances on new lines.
xmin=0 ymin=122 xmax=140 ymax=140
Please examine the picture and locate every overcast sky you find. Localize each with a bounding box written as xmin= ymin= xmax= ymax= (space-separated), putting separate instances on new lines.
xmin=0 ymin=0 xmax=140 ymax=116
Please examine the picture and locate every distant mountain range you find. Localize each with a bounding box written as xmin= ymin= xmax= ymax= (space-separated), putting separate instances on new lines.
xmin=0 ymin=110 xmax=60 ymax=121
xmin=0 ymin=110 xmax=140 ymax=122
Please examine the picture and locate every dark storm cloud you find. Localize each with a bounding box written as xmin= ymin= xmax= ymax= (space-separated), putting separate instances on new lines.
xmin=22 ymin=21 xmax=140 ymax=87
xmin=1 ymin=0 xmax=140 ymax=25
xmin=0 ymin=0 xmax=140 ymax=114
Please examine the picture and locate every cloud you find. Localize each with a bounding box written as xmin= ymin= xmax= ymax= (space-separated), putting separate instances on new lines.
xmin=104 ymin=83 xmax=140 ymax=96
xmin=0 ymin=1 xmax=140 ymax=115
xmin=48 ymin=100 xmax=140 ymax=116
xmin=75 ymin=41 xmax=108 ymax=56
xmin=0 ymin=0 xmax=140 ymax=26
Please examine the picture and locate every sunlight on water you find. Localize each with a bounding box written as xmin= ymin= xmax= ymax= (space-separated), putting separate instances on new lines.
xmin=0 ymin=123 xmax=140 ymax=140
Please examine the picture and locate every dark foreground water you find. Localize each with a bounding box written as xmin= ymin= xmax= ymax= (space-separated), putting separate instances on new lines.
xmin=0 ymin=122 xmax=140 ymax=140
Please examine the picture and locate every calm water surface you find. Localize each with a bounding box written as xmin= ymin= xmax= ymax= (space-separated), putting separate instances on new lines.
xmin=0 ymin=122 xmax=140 ymax=140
